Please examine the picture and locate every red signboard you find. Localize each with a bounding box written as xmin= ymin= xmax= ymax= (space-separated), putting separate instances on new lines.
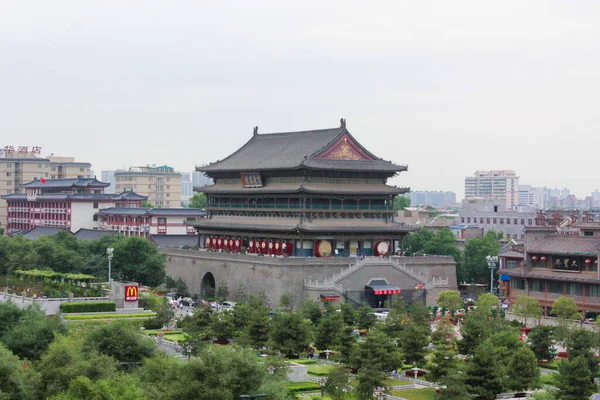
xmin=125 ymin=285 xmax=139 ymax=302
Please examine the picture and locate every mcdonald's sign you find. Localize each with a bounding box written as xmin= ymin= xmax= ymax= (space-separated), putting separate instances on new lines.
xmin=125 ymin=285 xmax=138 ymax=302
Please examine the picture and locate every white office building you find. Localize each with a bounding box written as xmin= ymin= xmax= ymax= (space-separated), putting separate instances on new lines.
xmin=465 ymin=170 xmax=519 ymax=210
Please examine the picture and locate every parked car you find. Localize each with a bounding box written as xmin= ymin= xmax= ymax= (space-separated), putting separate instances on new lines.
xmin=220 ymin=301 xmax=237 ymax=311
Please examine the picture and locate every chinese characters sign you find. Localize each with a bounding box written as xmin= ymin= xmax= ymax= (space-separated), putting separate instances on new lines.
xmin=553 ymin=257 xmax=582 ymax=272
xmin=241 ymin=172 xmax=263 ymax=188
xmin=2 ymin=145 xmax=42 ymax=155
xmin=125 ymin=285 xmax=139 ymax=302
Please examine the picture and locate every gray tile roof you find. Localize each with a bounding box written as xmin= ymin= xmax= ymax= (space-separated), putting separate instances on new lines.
xmin=199 ymin=183 xmax=405 ymax=195
xmin=150 ymin=234 xmax=198 ymax=247
xmin=99 ymin=208 xmax=150 ymax=215
xmin=73 ymin=228 xmax=119 ymax=240
xmin=199 ymin=125 xmax=405 ymax=174
xmin=3 ymin=191 xmax=147 ymax=202
xmin=19 ymin=226 xmax=70 ymax=239
xmin=21 ymin=177 xmax=109 ymax=188
xmin=99 ymin=207 xmax=206 ymax=217
xmin=526 ymin=235 xmax=600 ymax=256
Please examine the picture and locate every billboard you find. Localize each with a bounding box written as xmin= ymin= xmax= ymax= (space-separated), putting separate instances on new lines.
xmin=125 ymin=285 xmax=139 ymax=302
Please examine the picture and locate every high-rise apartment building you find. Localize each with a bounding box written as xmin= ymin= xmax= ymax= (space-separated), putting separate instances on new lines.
xmin=0 ymin=147 xmax=92 ymax=230
xmin=192 ymin=171 xmax=213 ymax=188
xmin=464 ymin=170 xmax=519 ymax=210
xmin=101 ymin=171 xmax=116 ymax=194
xmin=407 ymin=191 xmax=457 ymax=207
xmin=114 ymin=165 xmax=181 ymax=208
xmin=518 ymin=185 xmax=544 ymax=209
xmin=181 ymin=172 xmax=193 ymax=206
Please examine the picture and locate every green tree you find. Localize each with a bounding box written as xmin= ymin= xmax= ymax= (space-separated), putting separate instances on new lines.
xmin=399 ymin=324 xmax=429 ymax=367
xmin=436 ymin=290 xmax=464 ymax=311
xmin=0 ymin=301 xmax=24 ymax=338
xmin=111 ymin=236 xmax=167 ymax=286
xmin=339 ymin=303 xmax=356 ymax=326
xmin=393 ymin=195 xmax=410 ymax=210
xmin=427 ymin=342 xmax=457 ymax=383
xmin=458 ymin=314 xmax=489 ymax=355
xmin=314 ymin=309 xmax=344 ymax=351
xmin=356 ymin=362 xmax=385 ymax=400
xmin=356 ymin=304 xmax=377 ymax=330
xmin=551 ymin=296 xmax=581 ymax=321
xmin=406 ymin=228 xmax=461 ymax=265
xmin=438 ymin=369 xmax=470 ymax=399
xmin=269 ymin=312 xmax=312 ymax=357
xmin=507 ymin=347 xmax=540 ymax=391
xmin=299 ymin=297 xmax=322 ymax=326
xmin=52 ymin=375 xmax=148 ymax=400
xmin=528 ymin=325 xmax=554 ymax=362
xmin=351 ymin=329 xmax=402 ymax=372
xmin=84 ymin=322 xmax=155 ymax=363
xmin=189 ymin=193 xmax=207 ymax=209
xmin=240 ymin=306 xmax=270 ymax=349
xmin=141 ymin=200 xmax=152 ymax=207
xmin=279 ymin=291 xmax=294 ymax=310
xmin=179 ymin=303 xmax=213 ymax=334
xmin=555 ymin=356 xmax=594 ymax=400
xmin=209 ymin=310 xmax=236 ymax=342
xmin=408 ymin=301 xmax=431 ymax=329
xmin=216 ymin=280 xmax=229 ymax=302
xmin=147 ymin=295 xmax=175 ymax=329
xmin=37 ymin=335 xmax=117 ymax=398
xmin=465 ymin=341 xmax=504 ymax=400
xmin=0 ymin=343 xmax=38 ymax=400
xmin=325 ymin=368 xmax=352 ymax=400
xmin=174 ymin=278 xmax=190 ymax=297
xmin=566 ymin=328 xmax=597 ymax=374
xmin=1 ymin=305 xmax=66 ymax=361
xmin=512 ymin=295 xmax=542 ymax=326
xmin=235 ymin=283 xmax=249 ymax=303
xmin=462 ymin=230 xmax=500 ymax=284
xmin=476 ymin=293 xmax=501 ymax=317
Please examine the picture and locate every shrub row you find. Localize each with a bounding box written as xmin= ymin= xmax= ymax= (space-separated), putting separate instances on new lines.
xmin=63 ymin=313 xmax=154 ymax=320
xmin=60 ymin=301 xmax=117 ymax=313
xmin=285 ymin=382 xmax=321 ymax=394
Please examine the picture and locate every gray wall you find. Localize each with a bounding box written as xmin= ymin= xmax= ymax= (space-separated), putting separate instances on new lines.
xmin=163 ymin=250 xmax=457 ymax=307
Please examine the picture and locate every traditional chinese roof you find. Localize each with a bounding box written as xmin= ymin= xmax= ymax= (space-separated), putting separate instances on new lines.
xmin=99 ymin=207 xmax=206 ymax=217
xmin=526 ymin=235 xmax=600 ymax=256
xmin=21 ymin=177 xmax=109 ymax=189
xmin=199 ymin=182 xmax=407 ymax=195
xmin=18 ymin=226 xmax=70 ymax=239
xmin=73 ymin=228 xmax=119 ymax=240
xmin=199 ymin=122 xmax=406 ymax=174
xmin=150 ymin=234 xmax=198 ymax=248
xmin=187 ymin=216 xmax=418 ymax=234
xmin=2 ymin=192 xmax=148 ymax=202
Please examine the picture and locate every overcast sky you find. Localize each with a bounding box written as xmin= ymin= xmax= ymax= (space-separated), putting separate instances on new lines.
xmin=2 ymin=1 xmax=600 ymax=199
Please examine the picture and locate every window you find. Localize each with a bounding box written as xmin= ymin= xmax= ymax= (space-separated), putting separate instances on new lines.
xmin=166 ymin=193 xmax=170 ymax=197
xmin=584 ymin=231 xmax=594 ymax=237
xmin=461 ymin=217 xmax=465 ymax=223
xmin=566 ymin=283 xmax=583 ymax=296
xmin=494 ymin=206 xmax=498 ymax=212
xmin=158 ymin=217 xmax=166 ymax=225
xmin=507 ymin=219 xmax=511 ymax=225
xmin=493 ymin=218 xmax=497 ymax=223
xmin=467 ymin=217 xmax=471 ymax=223
xmin=588 ymin=285 xmax=600 ymax=297
xmin=37 ymin=164 xmax=42 ymax=168
xmin=80 ymin=167 xmax=84 ymax=172
xmin=530 ymin=280 xmax=545 ymax=292
xmin=93 ymin=215 xmax=98 ymax=222
xmin=167 ymin=185 xmax=170 ymax=189
xmin=514 ymin=218 xmax=518 ymax=224
xmin=506 ymin=259 xmax=518 ymax=269
xmin=520 ymin=219 xmax=525 ymax=225
xmin=6 ymin=181 xmax=11 ymax=186
xmin=7 ymin=163 xmax=12 ymax=168
xmin=480 ymin=218 xmax=484 ymax=224
xmin=528 ymin=219 xmax=532 ymax=225
xmin=500 ymin=218 xmax=504 ymax=224
xmin=511 ymin=279 xmax=526 ymax=290
xmin=549 ymin=282 xmax=563 ymax=294
xmin=93 ymin=202 xmax=98 ymax=209
xmin=486 ymin=218 xmax=490 ymax=224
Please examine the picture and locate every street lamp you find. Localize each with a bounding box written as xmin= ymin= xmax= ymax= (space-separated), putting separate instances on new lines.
xmin=106 ymin=247 xmax=114 ymax=283
xmin=318 ymin=377 xmax=328 ymax=398
xmin=486 ymin=255 xmax=498 ymax=294
xmin=268 ymin=366 xmax=275 ymax=375
xmin=374 ymin=387 xmax=386 ymax=400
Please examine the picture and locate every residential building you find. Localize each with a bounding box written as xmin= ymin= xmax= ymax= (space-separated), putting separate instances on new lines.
xmin=518 ymin=185 xmax=544 ymax=209
xmin=114 ymin=165 xmax=182 ymax=208
xmin=99 ymin=207 xmax=205 ymax=237
xmin=1 ymin=177 xmax=146 ymax=235
xmin=0 ymin=148 xmax=92 ymax=231
xmin=458 ymin=198 xmax=536 ymax=240
xmin=181 ymin=172 xmax=193 ymax=206
xmin=407 ymin=191 xmax=456 ymax=207
xmin=101 ymin=171 xmax=116 ymax=194
xmin=543 ymin=187 xmax=570 ymax=203
xmin=192 ymin=171 xmax=213 ymax=188
xmin=464 ymin=170 xmax=519 ymax=209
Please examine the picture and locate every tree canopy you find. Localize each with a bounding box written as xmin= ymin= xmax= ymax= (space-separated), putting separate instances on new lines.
xmin=461 ymin=230 xmax=501 ymax=284
xmin=189 ymin=193 xmax=207 ymax=209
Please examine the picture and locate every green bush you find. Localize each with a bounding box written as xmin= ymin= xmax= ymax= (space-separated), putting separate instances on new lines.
xmin=63 ymin=313 xmax=153 ymax=320
xmin=285 ymin=382 xmax=321 ymax=394
xmin=60 ymin=301 xmax=116 ymax=313
xmin=143 ymin=318 xmax=164 ymax=329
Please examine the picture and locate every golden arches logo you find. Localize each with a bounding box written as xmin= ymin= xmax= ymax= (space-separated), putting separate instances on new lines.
xmin=125 ymin=285 xmax=138 ymax=301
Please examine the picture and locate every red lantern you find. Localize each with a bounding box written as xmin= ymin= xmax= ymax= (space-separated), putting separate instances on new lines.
xmin=595 ymin=260 xmax=598 ymax=265
xmin=206 ymin=237 xmax=212 ymax=249
xmin=235 ymin=239 xmax=241 ymax=252
xmin=282 ymin=242 xmax=293 ymax=256
xmin=261 ymin=241 xmax=267 ymax=254
xmin=541 ymin=256 xmax=547 ymax=261
xmin=586 ymin=259 xmax=591 ymax=264
xmin=532 ymin=256 xmax=538 ymax=261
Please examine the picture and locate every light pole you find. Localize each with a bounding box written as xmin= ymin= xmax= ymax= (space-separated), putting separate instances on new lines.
xmin=486 ymin=255 xmax=498 ymax=294
xmin=318 ymin=377 xmax=327 ymax=398
xmin=107 ymin=247 xmax=114 ymax=283
xmin=374 ymin=387 xmax=386 ymax=400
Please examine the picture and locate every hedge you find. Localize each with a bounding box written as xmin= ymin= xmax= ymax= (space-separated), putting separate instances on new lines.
xmin=60 ymin=301 xmax=116 ymax=313
xmin=63 ymin=313 xmax=154 ymax=320
xmin=285 ymin=382 xmax=321 ymax=394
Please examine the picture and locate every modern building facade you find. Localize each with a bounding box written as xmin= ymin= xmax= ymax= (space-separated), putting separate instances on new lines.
xmin=464 ymin=170 xmax=519 ymax=210
xmin=407 ymin=191 xmax=456 ymax=207
xmin=1 ymin=177 xmax=146 ymax=235
xmin=114 ymin=166 xmax=182 ymax=208
xmin=518 ymin=185 xmax=544 ymax=209
xmin=0 ymin=149 xmax=92 ymax=231
xmin=181 ymin=172 xmax=193 ymax=207
xmin=101 ymin=170 xmax=116 ymax=194
xmin=459 ymin=198 xmax=536 ymax=240
xmin=192 ymin=171 xmax=213 ymax=189
xmin=98 ymin=207 xmax=205 ymax=237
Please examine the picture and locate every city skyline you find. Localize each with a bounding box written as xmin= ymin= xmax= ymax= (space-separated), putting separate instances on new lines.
xmin=3 ymin=1 xmax=600 ymax=199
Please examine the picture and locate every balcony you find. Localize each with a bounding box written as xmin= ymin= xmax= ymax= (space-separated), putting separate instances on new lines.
xmin=207 ymin=203 xmax=393 ymax=211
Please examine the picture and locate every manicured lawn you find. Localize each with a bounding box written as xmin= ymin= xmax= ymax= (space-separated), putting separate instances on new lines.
xmin=307 ymin=364 xmax=336 ymax=376
xmin=390 ymin=388 xmax=437 ymax=400
xmin=384 ymin=378 xmax=414 ymax=386
xmin=539 ymin=374 xmax=555 ymax=386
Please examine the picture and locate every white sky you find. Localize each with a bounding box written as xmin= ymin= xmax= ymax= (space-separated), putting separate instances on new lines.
xmin=2 ymin=1 xmax=600 ymax=199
